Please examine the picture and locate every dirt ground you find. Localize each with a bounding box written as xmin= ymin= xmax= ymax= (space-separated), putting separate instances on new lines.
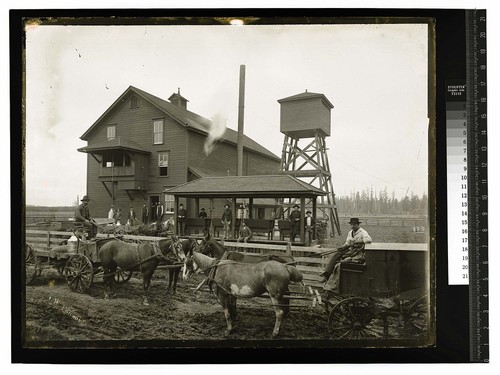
xmin=24 ymin=268 xmax=428 ymax=346
xmin=24 ymin=224 xmax=429 ymax=346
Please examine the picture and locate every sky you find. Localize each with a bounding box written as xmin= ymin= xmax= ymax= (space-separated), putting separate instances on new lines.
xmin=24 ymin=22 xmax=429 ymax=206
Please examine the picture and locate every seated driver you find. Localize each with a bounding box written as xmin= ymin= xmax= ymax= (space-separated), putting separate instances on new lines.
xmin=320 ymin=218 xmax=372 ymax=296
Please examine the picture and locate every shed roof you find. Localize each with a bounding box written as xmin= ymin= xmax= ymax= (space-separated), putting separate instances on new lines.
xmin=164 ymin=175 xmax=326 ymax=198
xmin=77 ymin=137 xmax=150 ymax=154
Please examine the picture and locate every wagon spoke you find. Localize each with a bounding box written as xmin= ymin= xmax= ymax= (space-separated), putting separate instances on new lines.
xmin=64 ymin=255 xmax=94 ymax=293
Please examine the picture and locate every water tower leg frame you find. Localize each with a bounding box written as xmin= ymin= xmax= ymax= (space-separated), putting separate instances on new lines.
xmin=280 ymin=133 xmax=341 ymax=237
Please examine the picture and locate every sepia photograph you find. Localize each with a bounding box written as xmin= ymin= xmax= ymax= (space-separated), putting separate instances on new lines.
xmin=20 ymin=15 xmax=434 ymax=351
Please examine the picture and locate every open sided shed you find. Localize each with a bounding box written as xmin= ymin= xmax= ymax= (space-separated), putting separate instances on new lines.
xmin=164 ymin=175 xmax=326 ymax=242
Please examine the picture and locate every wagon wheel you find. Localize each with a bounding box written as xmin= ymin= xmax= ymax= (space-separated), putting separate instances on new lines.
xmin=327 ymin=297 xmax=382 ymax=339
xmin=64 ymin=254 xmax=94 ymax=293
xmin=114 ymin=268 xmax=133 ymax=284
xmin=25 ymin=243 xmax=38 ymax=285
xmin=405 ymin=295 xmax=429 ymax=333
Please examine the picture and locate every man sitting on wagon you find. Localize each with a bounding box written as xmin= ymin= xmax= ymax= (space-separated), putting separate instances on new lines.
xmin=320 ymin=218 xmax=372 ymax=296
xmin=74 ymin=195 xmax=98 ymax=239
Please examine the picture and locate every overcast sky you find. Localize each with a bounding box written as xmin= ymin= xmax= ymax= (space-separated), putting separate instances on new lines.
xmin=25 ymin=22 xmax=429 ymax=206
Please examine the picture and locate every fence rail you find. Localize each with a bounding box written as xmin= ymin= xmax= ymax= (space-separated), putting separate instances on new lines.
xmin=26 ymin=229 xmax=426 ymax=289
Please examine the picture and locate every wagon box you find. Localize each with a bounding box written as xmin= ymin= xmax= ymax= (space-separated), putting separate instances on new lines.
xmin=339 ymin=243 xmax=428 ymax=298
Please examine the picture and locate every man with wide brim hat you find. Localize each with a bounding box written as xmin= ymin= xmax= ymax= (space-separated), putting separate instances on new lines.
xmin=304 ymin=210 xmax=316 ymax=246
xmin=237 ymin=220 xmax=253 ymax=243
xmin=74 ymin=195 xmax=97 ymax=239
xmin=288 ymin=204 xmax=301 ymax=243
xmin=221 ymin=203 xmax=233 ymax=239
xmin=319 ymin=217 xmax=372 ymax=293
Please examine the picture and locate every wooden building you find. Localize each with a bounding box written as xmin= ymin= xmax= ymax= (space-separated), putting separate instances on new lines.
xmin=78 ymin=86 xmax=280 ymax=221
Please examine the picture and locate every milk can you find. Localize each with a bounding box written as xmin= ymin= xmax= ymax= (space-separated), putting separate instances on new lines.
xmin=67 ymin=235 xmax=78 ymax=253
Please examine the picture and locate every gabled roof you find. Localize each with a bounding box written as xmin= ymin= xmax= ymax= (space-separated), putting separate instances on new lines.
xmin=164 ymin=175 xmax=326 ymax=198
xmin=278 ymin=91 xmax=334 ymax=109
xmin=77 ymin=137 xmax=150 ymax=154
xmin=81 ymin=86 xmax=280 ymax=161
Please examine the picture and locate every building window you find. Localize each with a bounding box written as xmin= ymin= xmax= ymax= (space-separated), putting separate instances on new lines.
xmin=103 ymin=150 xmax=131 ymax=167
xmin=130 ymin=96 xmax=138 ymax=108
xmin=158 ymin=151 xmax=169 ymax=176
xmin=153 ymin=119 xmax=164 ymax=144
xmin=107 ymin=125 xmax=116 ymax=141
xmin=164 ymin=194 xmax=175 ymax=213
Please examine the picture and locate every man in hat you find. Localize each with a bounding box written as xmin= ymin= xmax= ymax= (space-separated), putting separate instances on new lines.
xmin=74 ymin=195 xmax=97 ymax=239
xmin=288 ymin=204 xmax=301 ymax=242
xmin=128 ymin=205 xmax=137 ymax=226
xmin=320 ymin=218 xmax=372 ymax=292
xmin=237 ymin=220 xmax=253 ymax=243
xmin=221 ymin=203 xmax=232 ymax=239
xmin=304 ymin=210 xmax=316 ymax=246
xmin=177 ymin=203 xmax=187 ymax=236
xmin=141 ymin=203 xmax=149 ymax=224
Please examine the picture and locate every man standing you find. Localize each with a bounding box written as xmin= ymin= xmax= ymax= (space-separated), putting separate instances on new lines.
xmin=74 ymin=195 xmax=97 ymax=239
xmin=178 ymin=203 xmax=187 ymax=236
xmin=141 ymin=203 xmax=149 ymax=224
xmin=151 ymin=202 xmax=158 ymax=222
xmin=288 ymin=204 xmax=301 ymax=242
xmin=156 ymin=202 xmax=164 ymax=223
xmin=128 ymin=205 xmax=136 ymax=226
xmin=221 ymin=203 xmax=232 ymax=239
xmin=237 ymin=220 xmax=253 ymax=243
xmin=320 ymin=218 xmax=372 ymax=294
xmin=199 ymin=207 xmax=209 ymax=235
xmin=304 ymin=210 xmax=316 ymax=246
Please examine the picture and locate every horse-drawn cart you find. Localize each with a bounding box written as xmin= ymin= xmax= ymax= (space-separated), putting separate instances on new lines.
xmin=190 ymin=237 xmax=430 ymax=340
xmin=314 ymin=242 xmax=430 ymax=339
xmin=25 ymin=235 xmax=133 ymax=292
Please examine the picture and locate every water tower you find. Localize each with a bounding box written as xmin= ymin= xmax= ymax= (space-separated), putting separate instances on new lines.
xmin=278 ymin=91 xmax=341 ymax=236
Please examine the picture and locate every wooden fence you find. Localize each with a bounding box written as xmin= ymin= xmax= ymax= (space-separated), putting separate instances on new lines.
xmin=223 ymin=241 xmax=329 ymax=288
xmin=25 ymin=229 xmax=426 ymax=290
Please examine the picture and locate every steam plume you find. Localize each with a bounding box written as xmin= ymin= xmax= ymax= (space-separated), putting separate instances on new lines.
xmin=204 ymin=112 xmax=227 ymax=156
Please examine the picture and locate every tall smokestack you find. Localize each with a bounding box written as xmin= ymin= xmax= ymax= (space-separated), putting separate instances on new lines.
xmin=237 ymin=65 xmax=246 ymax=176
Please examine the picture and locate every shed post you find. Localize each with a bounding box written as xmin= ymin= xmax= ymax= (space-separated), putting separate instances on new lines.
xmin=232 ymin=197 xmax=237 ymax=239
xmin=312 ymin=196 xmax=317 ymax=240
xmin=209 ymin=198 xmax=214 ymax=237
xmin=195 ymin=197 xmax=200 ymax=217
xmin=174 ymin=195 xmax=179 ymax=236
xmin=249 ymin=198 xmax=253 ymax=219
xmin=300 ymin=196 xmax=305 ymax=243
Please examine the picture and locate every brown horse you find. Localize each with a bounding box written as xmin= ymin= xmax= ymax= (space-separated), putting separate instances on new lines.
xmin=99 ymin=238 xmax=185 ymax=305
xmin=159 ymin=237 xmax=197 ymax=294
xmin=184 ymin=251 xmax=303 ymax=338
xmin=198 ymin=234 xmax=295 ymax=264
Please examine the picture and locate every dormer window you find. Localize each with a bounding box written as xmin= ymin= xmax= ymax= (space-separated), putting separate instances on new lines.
xmin=107 ymin=125 xmax=116 ymax=141
xmin=130 ymin=96 xmax=138 ymax=108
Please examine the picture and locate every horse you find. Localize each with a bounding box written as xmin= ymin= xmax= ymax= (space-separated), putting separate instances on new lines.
xmin=98 ymin=238 xmax=185 ymax=305
xmin=198 ymin=234 xmax=295 ymax=264
xmin=196 ymin=234 xmax=296 ymax=315
xmin=183 ymin=251 xmax=303 ymax=338
xmin=159 ymin=237 xmax=197 ymax=294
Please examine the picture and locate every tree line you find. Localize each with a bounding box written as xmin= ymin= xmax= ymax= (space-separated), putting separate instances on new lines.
xmin=335 ymin=187 xmax=428 ymax=216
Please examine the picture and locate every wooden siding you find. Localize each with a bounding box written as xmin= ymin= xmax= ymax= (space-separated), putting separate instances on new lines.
xmin=280 ymin=97 xmax=331 ymax=138
xmin=84 ymin=92 xmax=279 ymax=218
xmin=187 ymin=131 xmax=279 ymax=176
xmin=86 ymin=93 xmax=188 ymax=217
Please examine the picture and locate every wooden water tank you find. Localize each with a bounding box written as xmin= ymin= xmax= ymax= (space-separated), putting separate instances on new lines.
xmin=278 ymin=91 xmax=333 ymax=138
